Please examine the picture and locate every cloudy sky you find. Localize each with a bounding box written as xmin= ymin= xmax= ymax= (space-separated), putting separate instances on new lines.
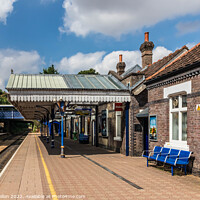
xmin=0 ymin=0 xmax=200 ymax=89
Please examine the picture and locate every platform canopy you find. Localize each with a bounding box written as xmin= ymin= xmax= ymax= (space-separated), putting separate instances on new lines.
xmin=6 ymin=73 xmax=130 ymax=120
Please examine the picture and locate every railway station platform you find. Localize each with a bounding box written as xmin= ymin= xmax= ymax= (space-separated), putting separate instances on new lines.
xmin=0 ymin=133 xmax=200 ymax=200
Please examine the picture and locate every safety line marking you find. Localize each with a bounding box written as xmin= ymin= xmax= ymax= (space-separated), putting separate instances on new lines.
xmin=54 ymin=138 xmax=143 ymax=190
xmin=35 ymin=136 xmax=58 ymax=200
xmin=82 ymin=155 xmax=143 ymax=190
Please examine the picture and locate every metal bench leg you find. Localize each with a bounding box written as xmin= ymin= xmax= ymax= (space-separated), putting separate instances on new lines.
xmin=171 ymin=166 xmax=174 ymax=176
xmin=184 ymin=166 xmax=187 ymax=175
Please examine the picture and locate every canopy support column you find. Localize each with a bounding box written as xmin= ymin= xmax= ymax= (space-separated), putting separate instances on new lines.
xmin=51 ymin=108 xmax=55 ymax=148
xmin=40 ymin=121 xmax=43 ymax=137
xmin=61 ymin=115 xmax=65 ymax=158
xmin=125 ymin=102 xmax=130 ymax=156
xmin=95 ymin=105 xmax=98 ymax=147
xmin=46 ymin=113 xmax=49 ymax=143
xmin=70 ymin=117 xmax=73 ymax=139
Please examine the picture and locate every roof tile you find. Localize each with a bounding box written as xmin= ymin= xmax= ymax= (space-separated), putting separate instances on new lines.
xmin=147 ymin=43 xmax=200 ymax=80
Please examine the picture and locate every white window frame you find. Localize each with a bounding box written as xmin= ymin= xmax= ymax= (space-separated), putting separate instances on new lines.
xmin=164 ymin=81 xmax=190 ymax=150
xmin=114 ymin=111 xmax=122 ymax=141
xmin=169 ymin=95 xmax=187 ymax=146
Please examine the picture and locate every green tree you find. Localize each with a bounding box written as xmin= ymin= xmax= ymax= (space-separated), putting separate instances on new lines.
xmin=78 ymin=68 xmax=99 ymax=75
xmin=40 ymin=64 xmax=59 ymax=74
xmin=33 ymin=120 xmax=41 ymax=132
xmin=0 ymin=90 xmax=10 ymax=104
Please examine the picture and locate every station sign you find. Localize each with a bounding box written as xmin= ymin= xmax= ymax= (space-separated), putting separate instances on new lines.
xmin=115 ymin=103 xmax=122 ymax=111
xmin=75 ymin=108 xmax=91 ymax=116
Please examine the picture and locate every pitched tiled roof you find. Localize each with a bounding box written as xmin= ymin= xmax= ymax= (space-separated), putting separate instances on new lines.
xmin=6 ymin=74 xmax=128 ymax=91
xmin=146 ymin=43 xmax=200 ymax=81
xmin=142 ymin=45 xmax=188 ymax=79
xmin=121 ymin=64 xmax=142 ymax=78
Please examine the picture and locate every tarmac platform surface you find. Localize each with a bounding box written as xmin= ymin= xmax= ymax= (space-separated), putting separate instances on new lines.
xmin=0 ymin=133 xmax=200 ymax=200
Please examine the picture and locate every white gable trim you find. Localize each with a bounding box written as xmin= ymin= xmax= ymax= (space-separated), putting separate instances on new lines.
xmin=164 ymin=81 xmax=191 ymax=98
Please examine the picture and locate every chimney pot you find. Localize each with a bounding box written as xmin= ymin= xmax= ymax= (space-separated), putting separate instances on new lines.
xmin=116 ymin=54 xmax=126 ymax=76
xmin=119 ymin=54 xmax=122 ymax=62
xmin=140 ymin=32 xmax=154 ymax=68
xmin=145 ymin=32 xmax=149 ymax=42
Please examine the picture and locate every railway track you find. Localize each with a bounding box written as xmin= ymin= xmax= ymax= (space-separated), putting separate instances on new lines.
xmin=0 ymin=134 xmax=27 ymax=173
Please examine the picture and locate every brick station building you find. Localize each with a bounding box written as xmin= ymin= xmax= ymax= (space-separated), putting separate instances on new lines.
xmin=145 ymin=43 xmax=200 ymax=174
xmin=6 ymin=32 xmax=200 ymax=174
xmin=99 ymin=33 xmax=200 ymax=175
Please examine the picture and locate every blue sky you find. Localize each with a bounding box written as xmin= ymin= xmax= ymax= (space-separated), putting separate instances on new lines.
xmin=0 ymin=0 xmax=200 ymax=89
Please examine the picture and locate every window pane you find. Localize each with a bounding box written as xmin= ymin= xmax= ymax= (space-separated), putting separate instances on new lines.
xmin=102 ymin=110 xmax=107 ymax=136
xmin=172 ymin=112 xmax=179 ymax=140
xmin=116 ymin=115 xmax=121 ymax=137
xmin=182 ymin=112 xmax=187 ymax=141
xmin=172 ymin=96 xmax=179 ymax=109
xmin=182 ymin=95 xmax=187 ymax=107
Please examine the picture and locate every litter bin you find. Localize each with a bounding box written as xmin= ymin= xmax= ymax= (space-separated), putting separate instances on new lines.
xmin=73 ymin=132 xmax=77 ymax=140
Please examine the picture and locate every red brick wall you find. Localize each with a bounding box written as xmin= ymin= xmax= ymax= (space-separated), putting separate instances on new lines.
xmin=129 ymin=89 xmax=148 ymax=156
xmin=187 ymin=95 xmax=200 ymax=171
xmin=148 ymin=74 xmax=200 ymax=173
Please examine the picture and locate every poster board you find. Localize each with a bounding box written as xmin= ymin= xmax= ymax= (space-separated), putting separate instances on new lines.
xmin=149 ymin=115 xmax=157 ymax=141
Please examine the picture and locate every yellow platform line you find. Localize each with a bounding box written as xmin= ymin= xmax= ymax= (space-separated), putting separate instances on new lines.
xmin=35 ymin=136 xmax=58 ymax=200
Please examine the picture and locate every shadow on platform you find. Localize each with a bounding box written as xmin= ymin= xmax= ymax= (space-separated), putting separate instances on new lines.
xmin=38 ymin=135 xmax=118 ymax=157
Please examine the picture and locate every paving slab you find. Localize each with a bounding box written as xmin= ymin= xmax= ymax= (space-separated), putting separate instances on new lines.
xmin=0 ymin=133 xmax=200 ymax=200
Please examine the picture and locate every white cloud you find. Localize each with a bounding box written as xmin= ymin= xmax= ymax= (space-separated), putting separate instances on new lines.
xmin=0 ymin=49 xmax=44 ymax=89
xmin=56 ymin=46 xmax=172 ymax=74
xmin=153 ymin=46 xmax=172 ymax=63
xmin=0 ymin=0 xmax=17 ymax=24
xmin=0 ymin=46 xmax=173 ymax=89
xmin=176 ymin=20 xmax=200 ymax=35
xmin=57 ymin=52 xmax=106 ymax=73
xmin=94 ymin=51 xmax=141 ymax=74
xmin=186 ymin=42 xmax=196 ymax=49
xmin=60 ymin=0 xmax=200 ymax=38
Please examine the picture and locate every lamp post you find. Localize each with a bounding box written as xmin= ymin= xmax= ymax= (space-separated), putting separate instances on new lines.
xmin=35 ymin=111 xmax=46 ymax=139
xmin=59 ymin=100 xmax=65 ymax=158
xmin=36 ymin=105 xmax=50 ymax=143
xmin=51 ymin=108 xmax=55 ymax=148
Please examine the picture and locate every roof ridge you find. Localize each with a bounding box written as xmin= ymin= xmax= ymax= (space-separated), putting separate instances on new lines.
xmin=146 ymin=44 xmax=196 ymax=80
xmin=138 ymin=45 xmax=188 ymax=73
xmin=150 ymin=45 xmax=188 ymax=67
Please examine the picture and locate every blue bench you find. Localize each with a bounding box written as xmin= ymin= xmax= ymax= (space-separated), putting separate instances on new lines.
xmin=142 ymin=146 xmax=192 ymax=176
xmin=79 ymin=133 xmax=89 ymax=144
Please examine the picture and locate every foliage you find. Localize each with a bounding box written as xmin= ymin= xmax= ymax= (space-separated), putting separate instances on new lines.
xmin=0 ymin=89 xmax=10 ymax=104
xmin=40 ymin=64 xmax=59 ymax=74
xmin=78 ymin=68 xmax=99 ymax=75
xmin=33 ymin=120 xmax=41 ymax=132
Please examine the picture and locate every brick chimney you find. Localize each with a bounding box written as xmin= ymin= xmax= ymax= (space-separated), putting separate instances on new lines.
xmin=116 ymin=54 xmax=126 ymax=76
xmin=140 ymin=32 xmax=154 ymax=68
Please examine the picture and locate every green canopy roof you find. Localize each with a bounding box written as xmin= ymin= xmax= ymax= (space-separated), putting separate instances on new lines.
xmin=6 ymin=74 xmax=127 ymax=91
